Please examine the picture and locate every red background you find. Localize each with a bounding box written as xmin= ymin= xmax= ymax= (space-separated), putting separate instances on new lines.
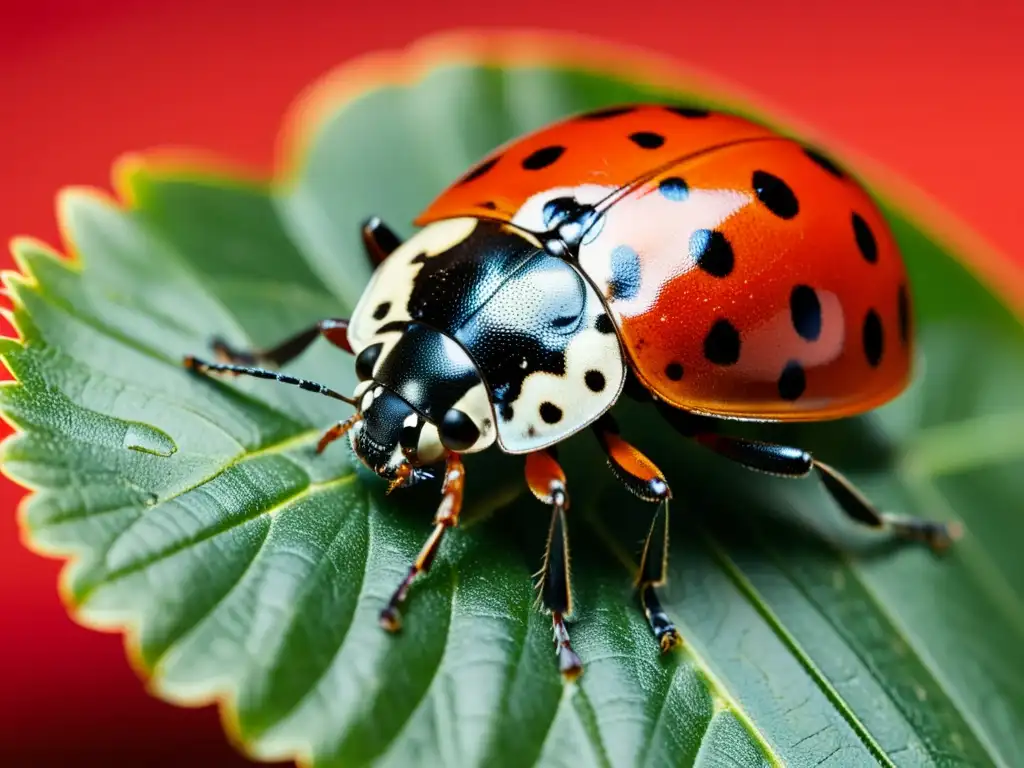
xmin=2 ymin=1 xmax=1022 ymax=765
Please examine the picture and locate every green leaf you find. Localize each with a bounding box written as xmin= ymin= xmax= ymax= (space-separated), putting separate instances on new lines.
xmin=4 ymin=33 xmax=1024 ymax=768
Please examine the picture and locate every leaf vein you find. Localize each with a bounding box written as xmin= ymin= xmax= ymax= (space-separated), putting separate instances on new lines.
xmin=578 ymin=507 xmax=784 ymax=766
xmin=94 ymin=468 xmax=355 ymax=593
xmin=839 ymin=475 xmax=1017 ymax=768
xmin=639 ymin=658 xmax=711 ymax=768
xmin=373 ymin=566 xmax=460 ymax=766
xmin=700 ymin=527 xmax=896 ymax=767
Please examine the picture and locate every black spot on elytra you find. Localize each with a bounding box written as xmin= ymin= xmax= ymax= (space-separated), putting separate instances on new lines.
xmin=659 ymin=176 xmax=689 ymax=202
xmin=665 ymin=362 xmax=684 ymax=381
xmin=804 ymin=147 xmax=845 ymax=178
xmin=853 ymin=213 xmax=878 ymax=264
xmin=862 ymin=309 xmax=884 ymax=367
xmin=595 ymin=314 xmax=615 ymax=334
xmin=459 ymin=155 xmax=500 ymax=184
xmin=630 ymin=131 xmax=665 ymax=149
xmin=522 ymin=145 xmax=565 ymax=170
xmin=608 ymin=245 xmax=642 ymax=300
xmin=898 ymin=284 xmax=910 ymax=345
xmin=585 ymin=370 xmax=606 ymax=392
xmin=580 ymin=105 xmax=636 ymax=120
xmin=703 ymin=319 xmax=741 ymax=365
xmin=477 ymin=201 xmax=497 ymax=210
xmin=777 ymin=360 xmax=806 ymax=400
xmin=689 ymin=229 xmax=734 ymax=277
xmin=372 ymin=301 xmax=391 ymax=320
xmin=789 ymin=285 xmax=822 ymax=341
xmin=540 ymin=402 xmax=563 ymax=424
xmin=665 ymin=105 xmax=711 ymax=118
xmin=753 ymin=170 xmax=799 ymax=219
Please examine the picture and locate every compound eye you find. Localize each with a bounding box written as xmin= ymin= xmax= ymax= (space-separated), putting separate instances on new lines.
xmin=438 ymin=408 xmax=480 ymax=451
xmin=355 ymin=343 xmax=383 ymax=381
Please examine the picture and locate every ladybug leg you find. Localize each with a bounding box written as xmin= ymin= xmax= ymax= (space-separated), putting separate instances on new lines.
xmin=361 ymin=216 xmax=403 ymax=266
xmin=525 ymin=448 xmax=584 ymax=681
xmin=592 ymin=414 xmax=681 ymax=653
xmin=315 ymin=413 xmax=361 ymax=454
xmin=207 ymin=318 xmax=353 ymax=367
xmin=813 ymin=460 xmax=962 ymax=552
xmin=656 ymin=404 xmax=962 ymax=553
xmin=379 ymin=452 xmax=466 ymax=632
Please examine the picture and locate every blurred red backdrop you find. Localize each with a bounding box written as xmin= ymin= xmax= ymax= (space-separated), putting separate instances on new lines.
xmin=1 ymin=1 xmax=1022 ymax=765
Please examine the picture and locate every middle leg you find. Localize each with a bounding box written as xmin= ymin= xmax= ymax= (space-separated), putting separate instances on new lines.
xmin=525 ymin=448 xmax=584 ymax=680
xmin=592 ymin=413 xmax=681 ymax=653
xmin=210 ymin=317 xmax=354 ymax=367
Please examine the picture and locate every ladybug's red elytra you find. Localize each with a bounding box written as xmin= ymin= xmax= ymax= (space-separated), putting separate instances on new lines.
xmin=184 ymin=103 xmax=962 ymax=680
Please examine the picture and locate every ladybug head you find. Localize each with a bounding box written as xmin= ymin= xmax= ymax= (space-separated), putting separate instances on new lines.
xmin=348 ymin=383 xmax=444 ymax=487
xmin=345 ymin=324 xmax=493 ymax=489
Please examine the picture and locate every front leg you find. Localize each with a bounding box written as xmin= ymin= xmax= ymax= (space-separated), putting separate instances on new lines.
xmin=525 ymin=449 xmax=583 ymax=680
xmin=379 ymin=452 xmax=465 ymax=631
xmin=657 ymin=403 xmax=963 ymax=552
xmin=592 ymin=414 xmax=681 ymax=653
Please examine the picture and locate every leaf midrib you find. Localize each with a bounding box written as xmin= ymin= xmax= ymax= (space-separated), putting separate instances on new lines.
xmin=580 ymin=474 xmax=1006 ymax=766
xmin=701 ymin=531 xmax=896 ymax=767
xmin=893 ymin=475 xmax=1021 ymax=768
xmin=581 ymin=508 xmax=784 ymax=766
xmin=718 ymin=448 xmax=1019 ymax=768
xmin=707 ymin=456 xmax=1021 ymax=768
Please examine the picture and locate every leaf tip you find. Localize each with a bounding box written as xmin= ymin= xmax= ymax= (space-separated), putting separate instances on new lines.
xmin=55 ymin=183 xmax=120 ymax=222
xmin=54 ymin=184 xmax=124 ymax=266
xmin=110 ymin=152 xmax=150 ymax=209
xmin=144 ymin=654 xmax=270 ymax=767
xmin=5 ymin=237 xmax=49 ymax=293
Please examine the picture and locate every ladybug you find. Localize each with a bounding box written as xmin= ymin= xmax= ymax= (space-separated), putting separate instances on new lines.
xmin=184 ymin=103 xmax=961 ymax=680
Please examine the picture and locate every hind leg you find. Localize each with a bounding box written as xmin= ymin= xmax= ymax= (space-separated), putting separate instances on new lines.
xmin=657 ymin=405 xmax=962 ymax=552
